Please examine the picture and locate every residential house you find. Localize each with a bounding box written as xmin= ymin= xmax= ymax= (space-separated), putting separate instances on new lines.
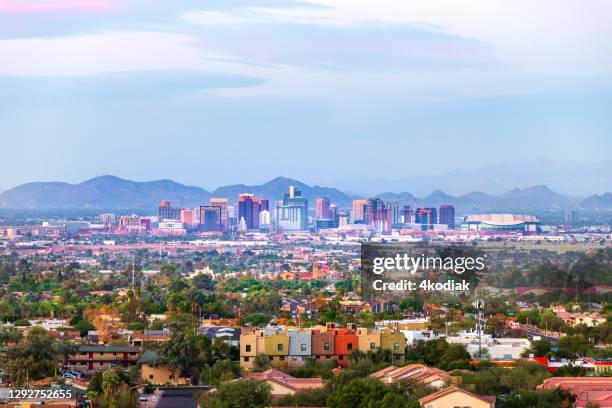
xmin=240 ymin=369 xmax=323 ymax=399
xmin=370 ymin=364 xmax=457 ymax=389
xmin=328 ymin=323 xmax=357 ymax=367
xmin=264 ymin=327 xmax=289 ymax=366
xmin=138 ymin=350 xmax=191 ymax=385
xmin=288 ymin=329 xmax=311 ymax=367
xmin=310 ymin=328 xmax=335 ymax=363
xmin=357 ymin=327 xmax=380 ymax=353
xmin=538 ymin=377 xmax=612 ymax=408
xmin=418 ymin=386 xmax=496 ymax=408
xmin=380 ymin=327 xmax=406 ymax=364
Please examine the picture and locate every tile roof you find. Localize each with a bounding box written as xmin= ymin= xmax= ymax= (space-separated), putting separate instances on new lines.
xmin=418 ymin=386 xmax=495 ymax=406
xmin=241 ymin=369 xmax=324 ymax=393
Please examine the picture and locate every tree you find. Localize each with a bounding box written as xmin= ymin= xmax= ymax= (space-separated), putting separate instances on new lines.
xmin=199 ymin=379 xmax=271 ymax=408
xmin=242 ymin=313 xmax=271 ymax=327
xmin=500 ymin=361 xmax=551 ymax=392
xmin=501 ymin=388 xmax=575 ymax=408
xmin=421 ymin=338 xmax=449 ymax=366
xmin=275 ymin=387 xmax=329 ymax=407
xmin=85 ymin=305 xmax=123 ymax=343
xmin=6 ymin=327 xmax=61 ymax=380
xmin=327 ymin=377 xmax=417 ymax=408
xmin=0 ymin=326 xmax=22 ymax=345
xmin=556 ymin=335 xmax=592 ymax=359
xmin=524 ymin=340 xmax=552 ymax=357
xmin=89 ymin=368 xmax=137 ymax=408
xmin=102 ymin=369 xmax=122 ymax=398
xmin=2 ymin=357 xmax=32 ymax=387
xmin=208 ymin=360 xmax=241 ymax=386
xmin=440 ymin=344 xmax=472 ymax=370
xmin=160 ymin=325 xmax=200 ymax=384
xmin=253 ymin=353 xmax=271 ymax=372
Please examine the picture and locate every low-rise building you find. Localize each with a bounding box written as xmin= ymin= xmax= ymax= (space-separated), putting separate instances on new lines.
xmin=67 ymin=345 xmax=140 ymax=374
xmin=330 ymin=325 xmax=358 ymax=367
xmin=288 ymin=329 xmax=311 ymax=367
xmin=370 ymin=364 xmax=457 ymax=389
xmin=380 ymin=327 xmax=406 ymax=364
xmin=418 ymin=386 xmax=496 ymax=408
xmin=200 ymin=326 xmax=240 ymax=348
xmin=538 ymin=377 xmax=612 ymax=408
xmin=445 ymin=330 xmax=530 ymax=361
xmin=310 ymin=328 xmax=335 ymax=363
xmin=138 ymin=350 xmax=191 ymax=385
xmin=264 ymin=327 xmax=289 ymax=366
xmin=240 ymin=369 xmax=323 ymax=399
xmin=357 ymin=327 xmax=380 ymax=353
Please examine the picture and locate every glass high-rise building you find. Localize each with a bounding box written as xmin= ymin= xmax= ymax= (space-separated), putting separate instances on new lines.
xmin=209 ymin=198 xmax=229 ymax=231
xmin=199 ymin=206 xmax=223 ymax=231
xmin=439 ymin=204 xmax=455 ymax=228
xmin=158 ymin=201 xmax=181 ymax=221
xmin=276 ymin=186 xmax=308 ymax=231
xmin=415 ymin=207 xmax=437 ymax=230
xmin=238 ymin=194 xmax=261 ymax=230
xmin=316 ymin=198 xmax=331 ymax=220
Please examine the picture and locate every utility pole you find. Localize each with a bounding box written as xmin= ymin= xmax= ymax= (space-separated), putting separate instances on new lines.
xmin=474 ymin=299 xmax=484 ymax=359
xmin=131 ymin=253 xmax=136 ymax=288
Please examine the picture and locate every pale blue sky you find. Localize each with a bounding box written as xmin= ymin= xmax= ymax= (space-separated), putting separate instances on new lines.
xmin=1 ymin=0 xmax=611 ymax=192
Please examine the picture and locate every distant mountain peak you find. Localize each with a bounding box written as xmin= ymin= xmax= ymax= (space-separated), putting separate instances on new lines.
xmin=0 ymin=176 xmax=610 ymax=211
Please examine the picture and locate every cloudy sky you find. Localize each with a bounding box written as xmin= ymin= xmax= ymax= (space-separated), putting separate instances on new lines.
xmin=1 ymin=0 xmax=611 ymax=191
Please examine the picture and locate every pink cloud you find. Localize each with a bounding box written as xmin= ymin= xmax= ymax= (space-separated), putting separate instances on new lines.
xmin=0 ymin=0 xmax=111 ymax=13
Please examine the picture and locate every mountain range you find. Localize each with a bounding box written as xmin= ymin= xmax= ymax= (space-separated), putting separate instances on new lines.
xmin=0 ymin=175 xmax=611 ymax=211
xmin=333 ymin=159 xmax=612 ymax=196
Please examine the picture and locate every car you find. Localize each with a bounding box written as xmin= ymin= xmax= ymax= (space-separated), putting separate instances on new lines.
xmin=71 ymin=370 xmax=83 ymax=378
xmin=61 ymin=369 xmax=83 ymax=378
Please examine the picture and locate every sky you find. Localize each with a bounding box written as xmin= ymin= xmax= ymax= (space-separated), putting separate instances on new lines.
xmin=1 ymin=0 xmax=611 ymax=192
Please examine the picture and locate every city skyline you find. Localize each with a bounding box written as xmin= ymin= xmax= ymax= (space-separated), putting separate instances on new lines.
xmin=1 ymin=1 xmax=612 ymax=192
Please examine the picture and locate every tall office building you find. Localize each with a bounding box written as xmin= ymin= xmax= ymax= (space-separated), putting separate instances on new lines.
xmin=415 ymin=207 xmax=437 ymax=230
xmin=210 ymin=198 xmax=229 ymax=231
xmin=316 ymin=198 xmax=331 ymax=220
xmin=337 ymin=213 xmax=349 ymax=227
xmin=238 ymin=194 xmax=261 ymax=230
xmin=99 ymin=213 xmax=116 ymax=225
xmin=329 ymin=204 xmax=338 ymax=226
xmin=401 ymin=206 xmax=413 ymax=224
xmin=259 ymin=199 xmax=269 ymax=212
xmin=259 ymin=210 xmax=271 ymax=230
xmin=199 ymin=206 xmax=223 ymax=231
xmin=439 ymin=205 xmax=455 ymax=228
xmin=180 ymin=209 xmax=195 ymax=227
xmin=158 ymin=201 xmax=181 ymax=221
xmin=276 ymin=185 xmax=308 ymax=231
xmin=387 ymin=201 xmax=400 ymax=225
xmin=564 ymin=209 xmax=578 ymax=226
xmin=351 ymin=199 xmax=368 ymax=224
xmin=364 ymin=198 xmax=389 ymax=231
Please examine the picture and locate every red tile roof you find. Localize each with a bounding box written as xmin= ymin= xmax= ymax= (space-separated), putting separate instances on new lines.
xmin=241 ymin=369 xmax=324 ymax=394
xmin=538 ymin=377 xmax=612 ymax=407
xmin=418 ymin=386 xmax=495 ymax=406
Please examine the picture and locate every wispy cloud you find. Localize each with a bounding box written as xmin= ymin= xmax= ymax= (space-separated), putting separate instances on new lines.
xmin=0 ymin=31 xmax=276 ymax=77
xmin=182 ymin=0 xmax=612 ymax=75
